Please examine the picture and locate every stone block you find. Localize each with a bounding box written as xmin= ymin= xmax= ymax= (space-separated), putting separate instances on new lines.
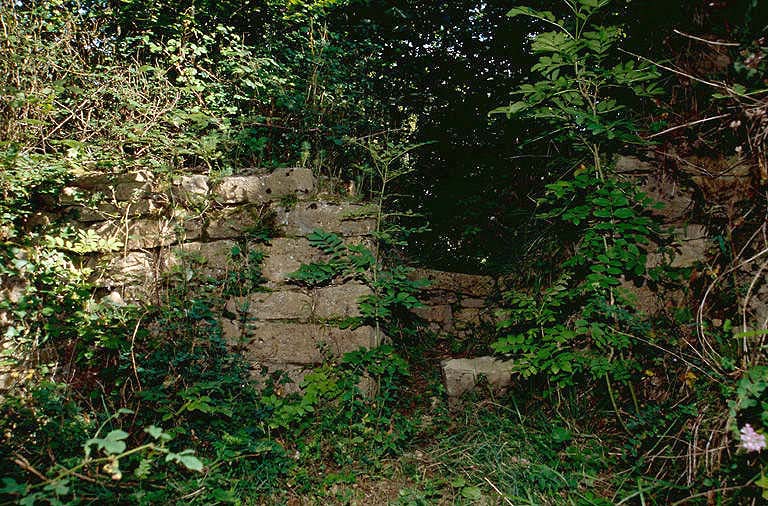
xmin=172 ymin=175 xmax=209 ymax=204
xmin=648 ymin=224 xmax=709 ymax=268
xmin=410 ymin=268 xmax=495 ymax=297
xmin=411 ymin=304 xmax=453 ymax=325
xmin=65 ymin=199 xmax=155 ymax=223
xmin=83 ymin=215 xmax=202 ymax=250
xmin=273 ymin=201 xmax=376 ymax=237
xmin=236 ymin=322 xmax=377 ymax=364
xmin=220 ymin=318 xmax=243 ymax=342
xmin=460 ymin=297 xmax=485 ymax=309
xmin=312 ymin=282 xmax=371 ymax=319
xmin=259 ymin=237 xmax=327 ymax=285
xmin=453 ymin=307 xmax=482 ymax=327
xmin=95 ymin=251 xmax=155 ymax=287
xmin=226 ymin=291 xmax=313 ymax=321
xmin=205 ymin=205 xmax=271 ymax=240
xmin=441 ymin=356 xmax=516 ymax=398
xmin=163 ymin=240 xmax=237 ymax=277
xmin=71 ymin=171 xmax=155 ymax=202
xmin=213 ymin=168 xmax=315 ymax=204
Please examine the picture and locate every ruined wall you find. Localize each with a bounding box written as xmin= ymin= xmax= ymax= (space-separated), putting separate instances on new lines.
xmin=408 ymin=268 xmax=499 ymax=337
xmin=6 ymin=168 xmax=502 ymax=393
xmin=16 ymin=169 xmax=376 ymax=389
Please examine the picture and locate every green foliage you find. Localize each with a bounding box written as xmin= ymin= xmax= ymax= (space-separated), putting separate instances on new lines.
xmin=288 ymin=229 xmax=425 ymax=331
xmin=491 ymin=0 xmax=662 ymax=168
xmin=491 ymin=0 xmax=662 ymax=388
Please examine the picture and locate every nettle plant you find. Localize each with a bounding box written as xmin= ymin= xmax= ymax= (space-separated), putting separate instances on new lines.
xmin=490 ymin=0 xmax=663 ymax=389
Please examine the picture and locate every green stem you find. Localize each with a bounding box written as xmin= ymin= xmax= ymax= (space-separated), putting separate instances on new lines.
xmin=605 ymin=373 xmax=632 ymax=435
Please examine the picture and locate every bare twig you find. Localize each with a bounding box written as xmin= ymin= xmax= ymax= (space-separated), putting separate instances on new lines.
xmin=484 ymin=477 xmax=514 ymax=506
xmin=646 ymin=114 xmax=730 ymax=139
xmin=673 ymin=29 xmax=740 ymax=47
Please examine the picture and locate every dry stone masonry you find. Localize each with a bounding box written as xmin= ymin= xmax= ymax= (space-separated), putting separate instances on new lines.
xmin=4 ymin=167 xmax=516 ymax=398
xmin=52 ymin=168 xmax=383 ymax=390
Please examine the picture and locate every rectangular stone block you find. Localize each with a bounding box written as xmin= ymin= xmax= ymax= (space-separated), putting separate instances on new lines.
xmin=172 ymin=174 xmax=210 ymax=204
xmin=65 ymin=199 xmax=155 ymax=222
xmin=312 ymin=282 xmax=370 ymax=319
xmin=410 ymin=268 xmax=495 ymax=297
xmin=205 ymin=205 xmax=271 ymax=240
xmin=411 ymin=304 xmax=453 ymax=324
xmin=235 ymin=322 xmax=377 ymax=364
xmin=163 ymin=240 xmax=237 ymax=278
xmin=70 ymin=171 xmax=155 ymax=202
xmin=93 ymin=251 xmax=155 ymax=288
xmin=441 ymin=356 xmax=515 ymax=398
xmin=84 ymin=215 xmax=202 ymax=250
xmin=213 ymin=168 xmax=315 ymax=204
xmin=273 ymin=201 xmax=376 ymax=237
xmin=258 ymin=237 xmax=326 ymax=285
xmin=226 ymin=291 xmax=313 ymax=321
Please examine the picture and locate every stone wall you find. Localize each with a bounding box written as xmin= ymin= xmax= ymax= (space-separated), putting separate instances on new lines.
xmin=20 ymin=168 xmax=383 ymax=390
xmin=1 ymin=166 xmax=512 ymax=394
xmin=407 ymin=268 xmax=499 ymax=337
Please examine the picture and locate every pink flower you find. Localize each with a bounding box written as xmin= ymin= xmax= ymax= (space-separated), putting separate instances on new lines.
xmin=740 ymin=424 xmax=766 ymax=452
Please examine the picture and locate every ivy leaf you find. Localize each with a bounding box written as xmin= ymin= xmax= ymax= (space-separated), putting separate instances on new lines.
xmin=166 ymin=450 xmax=204 ymax=472
xmin=101 ymin=430 xmax=129 ymax=454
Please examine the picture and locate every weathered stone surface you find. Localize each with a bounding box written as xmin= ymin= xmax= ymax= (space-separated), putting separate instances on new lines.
xmin=163 ymin=240 xmax=236 ymax=277
xmin=410 ymin=268 xmax=495 ymax=297
xmin=618 ymin=279 xmax=665 ymax=315
xmin=411 ymin=304 xmax=453 ymax=324
xmin=95 ymin=251 xmax=155 ymax=287
xmin=234 ymin=322 xmax=377 ymax=364
xmin=213 ymin=168 xmax=315 ymax=204
xmin=71 ymin=171 xmax=155 ymax=202
xmin=460 ymin=297 xmax=485 ymax=309
xmin=648 ymin=224 xmax=709 ymax=268
xmin=220 ymin=318 xmax=243 ymax=342
xmin=226 ymin=291 xmax=313 ymax=321
xmin=205 ymin=205 xmax=271 ymax=240
xmin=312 ymin=283 xmax=370 ymax=319
xmin=441 ymin=356 xmax=516 ymax=398
xmin=614 ymin=155 xmax=656 ymax=174
xmin=259 ymin=237 xmax=327 ymax=285
xmin=173 ymin=175 xmax=209 ymax=204
xmin=453 ymin=307 xmax=482 ymax=327
xmin=274 ymin=202 xmax=376 ymax=237
xmin=84 ymin=215 xmax=202 ymax=250
xmin=65 ymin=199 xmax=155 ymax=222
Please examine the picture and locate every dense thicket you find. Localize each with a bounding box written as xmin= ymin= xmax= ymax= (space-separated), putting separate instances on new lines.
xmin=2 ymin=0 xmax=768 ymax=504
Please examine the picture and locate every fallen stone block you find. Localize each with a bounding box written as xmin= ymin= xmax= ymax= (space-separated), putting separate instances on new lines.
xmin=441 ymin=356 xmax=516 ymax=398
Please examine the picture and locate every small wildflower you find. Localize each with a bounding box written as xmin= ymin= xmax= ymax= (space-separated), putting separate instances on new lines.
xmin=740 ymin=424 xmax=766 ymax=452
